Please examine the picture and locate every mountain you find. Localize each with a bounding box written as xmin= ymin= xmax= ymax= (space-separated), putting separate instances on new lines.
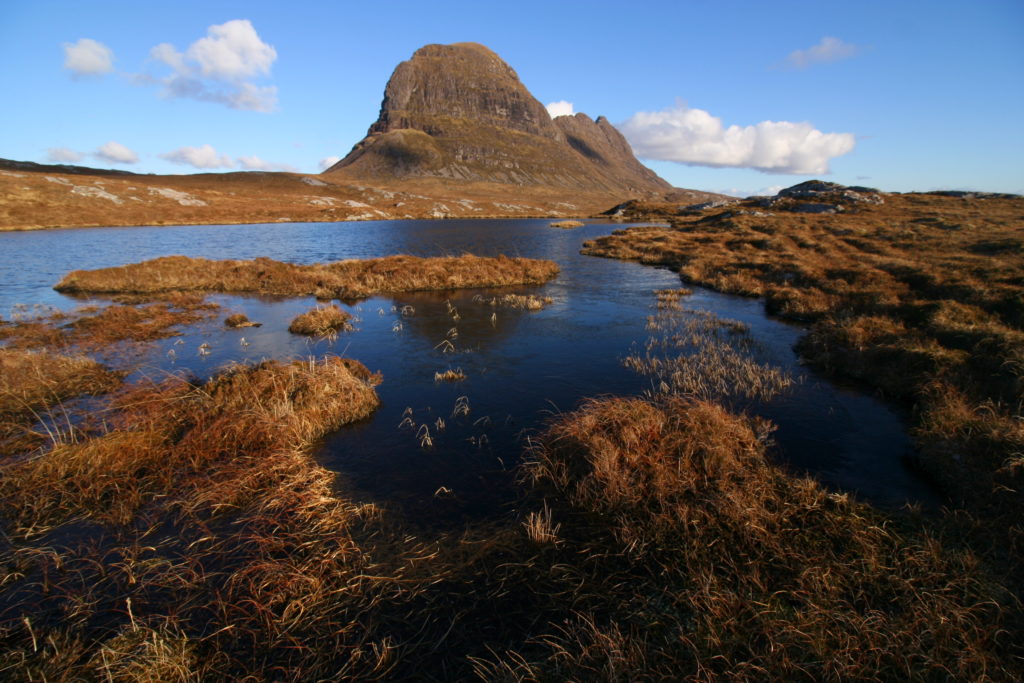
xmin=324 ymin=43 xmax=672 ymax=196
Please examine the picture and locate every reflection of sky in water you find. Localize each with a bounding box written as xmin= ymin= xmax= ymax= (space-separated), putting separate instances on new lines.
xmin=1 ymin=219 xmax=938 ymax=526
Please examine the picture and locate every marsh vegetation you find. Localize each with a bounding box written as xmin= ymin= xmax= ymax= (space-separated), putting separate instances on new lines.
xmin=1 ymin=208 xmax=1021 ymax=679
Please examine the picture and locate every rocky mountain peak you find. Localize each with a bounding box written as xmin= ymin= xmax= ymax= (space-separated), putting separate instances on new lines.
xmin=366 ymin=42 xmax=560 ymax=142
xmin=326 ymin=43 xmax=671 ymax=196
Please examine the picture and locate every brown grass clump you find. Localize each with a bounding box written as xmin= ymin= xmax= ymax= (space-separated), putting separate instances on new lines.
xmin=654 ymin=287 xmax=692 ymax=309
xmin=474 ymin=292 xmax=553 ymax=310
xmin=498 ymin=396 xmax=1021 ymax=680
xmin=55 ymin=253 xmax=560 ymax=300
xmin=288 ymin=305 xmax=353 ymax=336
xmin=0 ymin=356 xmax=390 ymax=679
xmin=550 ymin=220 xmax=584 ymax=229
xmin=224 ymin=312 xmax=260 ymax=328
xmin=0 ymin=348 xmax=121 ymax=454
xmin=583 ymin=189 xmax=1024 ymax=575
xmin=434 ymin=368 xmax=466 ymax=382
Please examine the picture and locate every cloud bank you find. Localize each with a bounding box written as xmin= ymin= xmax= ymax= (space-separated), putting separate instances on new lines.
xmin=619 ymin=104 xmax=855 ymax=175
xmin=63 ymin=38 xmax=114 ymax=76
xmin=158 ymin=144 xmax=295 ymax=171
xmin=147 ymin=19 xmax=278 ymax=112
xmin=94 ymin=141 xmax=139 ymax=165
xmin=160 ymin=144 xmax=235 ymax=169
xmin=47 ymin=147 xmax=84 ymax=163
xmin=546 ymin=100 xmax=574 ymax=118
xmin=784 ymin=37 xmax=859 ymax=69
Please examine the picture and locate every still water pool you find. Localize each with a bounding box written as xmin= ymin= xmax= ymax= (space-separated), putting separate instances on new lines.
xmin=0 ymin=219 xmax=938 ymax=525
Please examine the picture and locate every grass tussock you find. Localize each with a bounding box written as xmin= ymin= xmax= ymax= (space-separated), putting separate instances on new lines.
xmin=55 ymin=253 xmax=560 ymax=300
xmin=500 ymin=395 xmax=1021 ymax=680
xmin=584 ymin=188 xmax=1024 ymax=575
xmin=550 ymin=219 xmax=584 ymax=229
xmin=288 ymin=305 xmax=353 ymax=336
xmin=224 ymin=312 xmax=260 ymax=328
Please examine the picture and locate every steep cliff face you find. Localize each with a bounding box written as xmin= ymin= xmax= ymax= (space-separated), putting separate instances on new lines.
xmin=326 ymin=43 xmax=671 ymax=196
xmin=554 ymin=113 xmax=671 ymax=193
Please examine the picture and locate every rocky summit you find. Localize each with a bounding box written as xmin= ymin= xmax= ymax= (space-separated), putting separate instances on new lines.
xmin=325 ymin=43 xmax=672 ymax=196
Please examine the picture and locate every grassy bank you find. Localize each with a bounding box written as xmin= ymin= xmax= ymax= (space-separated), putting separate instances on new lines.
xmin=583 ymin=187 xmax=1024 ymax=580
xmin=0 ymin=356 xmax=385 ymax=679
xmin=54 ymin=254 xmax=560 ymax=300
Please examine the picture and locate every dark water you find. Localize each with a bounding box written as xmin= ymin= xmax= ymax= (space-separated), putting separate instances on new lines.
xmin=0 ymin=219 xmax=938 ymax=524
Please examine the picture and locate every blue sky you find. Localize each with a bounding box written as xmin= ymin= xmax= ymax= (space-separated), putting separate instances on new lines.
xmin=1 ymin=0 xmax=1022 ymax=195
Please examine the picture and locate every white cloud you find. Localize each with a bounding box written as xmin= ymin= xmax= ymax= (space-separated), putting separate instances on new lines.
xmin=784 ymin=37 xmax=859 ymax=69
xmin=318 ymin=156 xmax=341 ymax=171
xmin=146 ymin=19 xmax=278 ymax=112
xmin=160 ymin=144 xmax=235 ymax=169
xmin=619 ymin=104 xmax=855 ymax=175
xmin=47 ymin=147 xmax=83 ymax=163
xmin=186 ymin=19 xmax=277 ymax=80
xmin=94 ymin=141 xmax=139 ymax=165
xmin=63 ymin=38 xmax=114 ymax=76
xmin=237 ymin=155 xmax=297 ymax=172
xmin=546 ymin=100 xmax=574 ymax=118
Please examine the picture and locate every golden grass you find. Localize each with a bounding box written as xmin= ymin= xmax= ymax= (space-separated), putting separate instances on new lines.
xmin=473 ymin=292 xmax=553 ymax=310
xmin=625 ymin=304 xmax=792 ymax=402
xmin=522 ymin=502 xmax=560 ymax=545
xmin=433 ymin=368 xmax=466 ymax=382
xmin=288 ymin=305 xmax=353 ymax=336
xmin=584 ymin=190 xmax=1024 ymax=575
xmin=550 ymin=220 xmax=584 ymax=229
xmin=500 ymin=395 xmax=1022 ymax=680
xmin=55 ymin=253 xmax=560 ymax=300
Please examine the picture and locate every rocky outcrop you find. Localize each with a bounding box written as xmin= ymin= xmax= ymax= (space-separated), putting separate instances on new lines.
xmin=756 ymin=180 xmax=886 ymax=213
xmin=326 ymin=43 xmax=672 ymax=196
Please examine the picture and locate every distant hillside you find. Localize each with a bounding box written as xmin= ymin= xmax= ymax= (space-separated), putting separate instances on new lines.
xmin=325 ymin=43 xmax=672 ymax=196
